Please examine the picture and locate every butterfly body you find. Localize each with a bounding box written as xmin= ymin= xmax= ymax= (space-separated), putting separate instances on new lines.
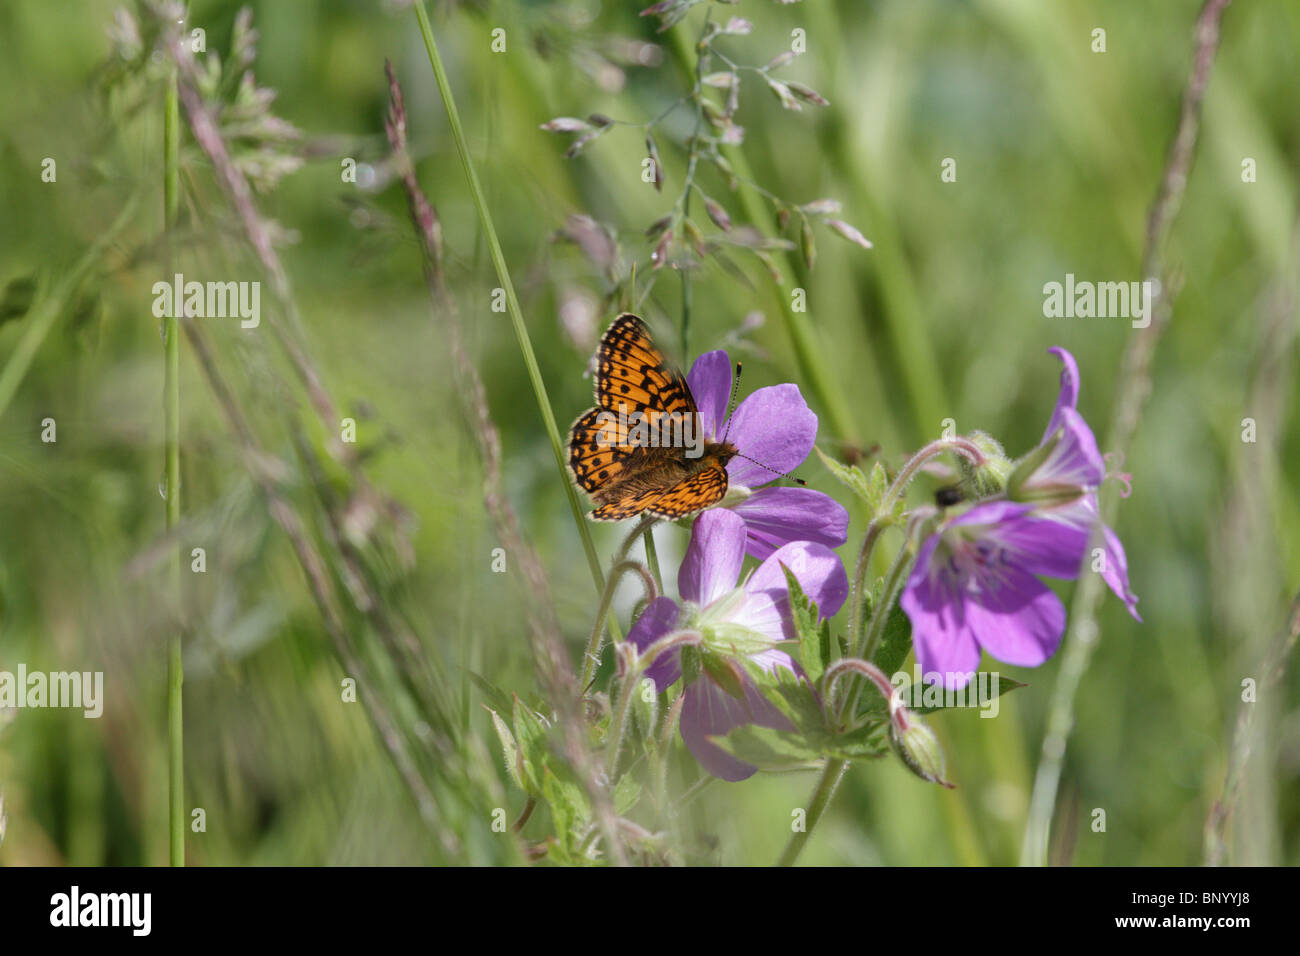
xmin=568 ymin=314 xmax=734 ymax=522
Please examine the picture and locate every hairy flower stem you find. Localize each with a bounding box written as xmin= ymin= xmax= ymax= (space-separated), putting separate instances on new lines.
xmin=582 ymin=560 xmax=658 ymax=692
xmin=840 ymin=515 xmax=925 ymax=723
xmin=846 ymin=437 xmax=986 ymax=651
xmin=411 ymin=2 xmax=607 ymax=598
xmin=777 ymin=757 xmax=848 ymax=866
xmin=163 ymin=46 xmax=185 ymax=868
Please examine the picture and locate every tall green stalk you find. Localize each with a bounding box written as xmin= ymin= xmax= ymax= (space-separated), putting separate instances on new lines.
xmin=163 ymin=56 xmax=185 ymax=867
xmin=411 ymin=1 xmax=606 ymax=598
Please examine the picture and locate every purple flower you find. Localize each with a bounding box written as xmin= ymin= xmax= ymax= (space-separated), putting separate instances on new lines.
xmin=627 ymin=509 xmax=848 ymax=781
xmin=901 ymin=347 xmax=1140 ymax=689
xmin=901 ymin=500 xmax=1088 ymax=690
xmin=686 ymin=350 xmax=848 ymax=560
xmin=1019 ymin=348 xmax=1141 ymax=620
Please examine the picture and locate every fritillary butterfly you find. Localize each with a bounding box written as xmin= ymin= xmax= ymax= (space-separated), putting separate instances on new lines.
xmin=568 ymin=314 xmax=737 ymax=521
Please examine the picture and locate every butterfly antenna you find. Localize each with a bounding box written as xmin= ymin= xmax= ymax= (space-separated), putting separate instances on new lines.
xmin=720 ymin=361 xmax=743 ymax=444
xmin=732 ymin=452 xmax=807 ymax=486
xmin=718 ymin=362 xmax=805 ymax=484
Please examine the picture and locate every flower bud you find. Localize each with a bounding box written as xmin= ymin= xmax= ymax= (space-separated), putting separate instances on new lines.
xmin=890 ymin=710 xmax=954 ymax=788
xmin=956 ymin=430 xmax=1013 ymax=498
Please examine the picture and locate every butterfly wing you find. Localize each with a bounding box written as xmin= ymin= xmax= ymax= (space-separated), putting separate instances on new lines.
xmin=643 ymin=462 xmax=728 ymax=520
xmin=595 ymin=314 xmax=697 ymax=423
xmin=589 ymin=487 xmax=671 ymax=522
xmin=569 ymin=314 xmax=714 ymax=521
xmin=568 ymin=407 xmax=631 ymax=495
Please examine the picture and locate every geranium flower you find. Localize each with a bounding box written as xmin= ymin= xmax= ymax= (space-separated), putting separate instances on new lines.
xmin=627 ymin=509 xmax=848 ymax=781
xmin=901 ymin=500 xmax=1089 ymax=689
xmin=1014 ymin=347 xmax=1141 ymax=620
xmin=686 ymin=350 xmax=848 ymax=560
xmin=901 ymin=347 xmax=1140 ymax=689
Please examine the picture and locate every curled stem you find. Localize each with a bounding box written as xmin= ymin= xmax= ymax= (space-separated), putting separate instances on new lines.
xmin=582 ymin=560 xmax=658 ymax=692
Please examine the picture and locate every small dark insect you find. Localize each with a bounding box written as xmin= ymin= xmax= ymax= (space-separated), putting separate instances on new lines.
xmin=934 ymin=485 xmax=965 ymax=508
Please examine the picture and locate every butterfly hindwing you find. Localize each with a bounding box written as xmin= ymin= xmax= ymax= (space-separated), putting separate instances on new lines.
xmin=644 ymin=463 xmax=728 ymax=519
xmin=590 ymin=487 xmax=667 ymax=522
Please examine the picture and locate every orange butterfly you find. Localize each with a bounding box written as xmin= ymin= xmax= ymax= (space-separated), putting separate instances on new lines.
xmin=568 ymin=314 xmax=738 ymax=521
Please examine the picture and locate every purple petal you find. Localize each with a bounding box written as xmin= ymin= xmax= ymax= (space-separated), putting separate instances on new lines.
xmin=1037 ymin=495 xmax=1140 ymax=614
xmin=948 ymin=499 xmax=1037 ymax=529
xmin=733 ymin=541 xmax=849 ymax=643
xmin=679 ymin=509 xmax=747 ymax=605
xmin=1100 ymin=523 xmax=1142 ymax=621
xmin=963 ymin=562 xmax=1067 ymax=668
xmin=729 ymin=486 xmax=849 ymax=560
xmin=686 ymin=350 xmax=733 ymax=441
xmin=680 ymin=669 xmax=794 ymax=782
xmin=722 ymin=384 xmax=818 ymax=488
xmin=1031 ymin=407 xmax=1105 ymax=491
xmin=901 ymin=536 xmax=981 ymax=689
xmin=949 ymin=500 xmax=1089 ymax=581
xmin=625 ymin=596 xmax=683 ymax=690
xmin=993 ymin=511 xmax=1090 ymax=581
xmin=1043 ymin=346 xmax=1081 ymax=442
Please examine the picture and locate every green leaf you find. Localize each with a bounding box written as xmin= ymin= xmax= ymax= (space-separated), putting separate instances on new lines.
xmin=908 ymin=673 xmax=1028 ymax=715
xmin=866 ymin=461 xmax=890 ymax=515
xmin=708 ymin=724 xmax=825 ymax=772
xmin=511 ymin=694 xmax=550 ymax=794
xmin=814 ymin=445 xmax=873 ymax=506
xmin=541 ymin=764 xmax=591 ymax=850
xmin=825 ymin=719 xmax=891 ymax=760
xmin=486 ymin=707 xmax=527 ymax=793
xmin=870 ymin=598 xmax=914 ymax=678
xmin=780 ymin=562 xmax=826 ymax=683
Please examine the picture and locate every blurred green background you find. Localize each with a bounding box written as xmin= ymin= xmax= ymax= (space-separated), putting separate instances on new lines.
xmin=0 ymin=0 xmax=1296 ymax=865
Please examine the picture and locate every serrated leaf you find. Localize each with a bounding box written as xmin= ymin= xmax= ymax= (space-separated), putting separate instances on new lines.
xmin=870 ymin=598 xmax=913 ymax=678
xmin=734 ymin=657 xmax=828 ymax=739
xmin=866 ymin=461 xmax=890 ymax=513
xmin=814 ymin=445 xmax=873 ymax=505
xmin=542 ymin=764 xmax=591 ymax=848
xmin=512 ymin=694 xmax=550 ymax=794
xmin=780 ymin=562 xmax=825 ymax=683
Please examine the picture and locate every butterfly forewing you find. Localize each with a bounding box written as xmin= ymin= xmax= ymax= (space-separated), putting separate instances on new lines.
xmin=595 ymin=314 xmax=696 ymax=417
